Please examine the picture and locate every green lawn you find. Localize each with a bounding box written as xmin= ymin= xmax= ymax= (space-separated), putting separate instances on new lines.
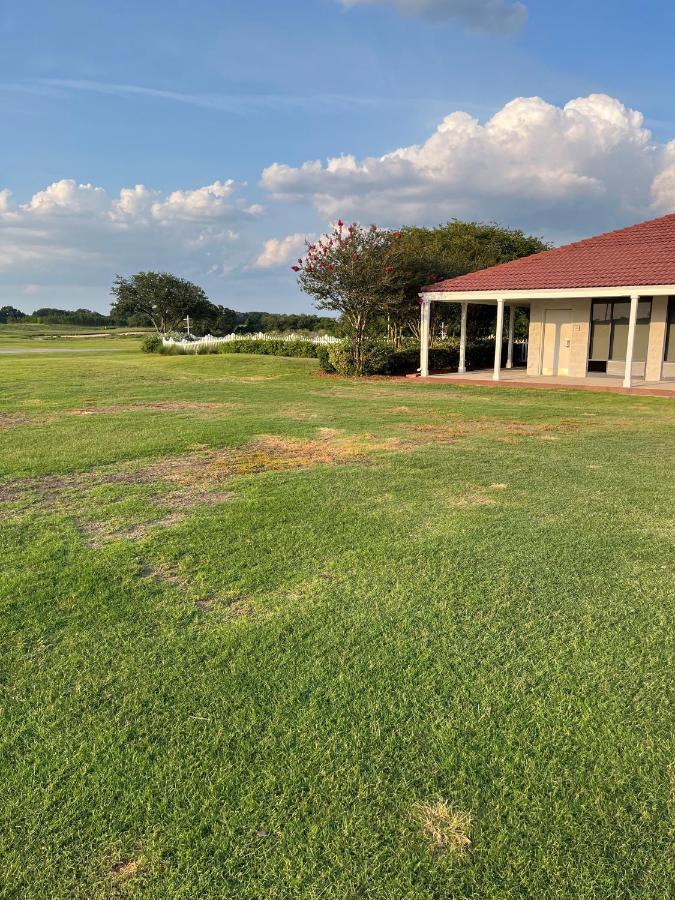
xmin=1 ymin=340 xmax=673 ymax=898
xmin=0 ymin=322 xmax=152 ymax=349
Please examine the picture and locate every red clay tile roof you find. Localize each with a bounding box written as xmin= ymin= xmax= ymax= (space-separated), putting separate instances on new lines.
xmin=424 ymin=214 xmax=675 ymax=293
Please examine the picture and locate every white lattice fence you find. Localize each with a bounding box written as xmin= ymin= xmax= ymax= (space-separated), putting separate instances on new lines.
xmin=162 ymin=332 xmax=341 ymax=350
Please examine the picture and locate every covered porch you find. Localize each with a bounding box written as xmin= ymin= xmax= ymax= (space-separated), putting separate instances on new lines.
xmin=419 ymin=291 xmax=675 ymax=389
xmin=419 ymin=296 xmax=526 ymax=382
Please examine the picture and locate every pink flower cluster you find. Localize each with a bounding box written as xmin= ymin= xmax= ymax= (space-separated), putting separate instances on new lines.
xmin=290 ymin=219 xmax=400 ymax=276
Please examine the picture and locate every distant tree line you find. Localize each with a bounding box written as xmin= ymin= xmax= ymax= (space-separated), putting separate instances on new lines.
xmin=0 ymin=299 xmax=339 ymax=335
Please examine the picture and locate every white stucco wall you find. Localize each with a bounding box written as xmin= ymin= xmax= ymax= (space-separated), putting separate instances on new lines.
xmin=645 ymin=296 xmax=668 ymax=382
xmin=527 ymin=299 xmax=591 ymax=377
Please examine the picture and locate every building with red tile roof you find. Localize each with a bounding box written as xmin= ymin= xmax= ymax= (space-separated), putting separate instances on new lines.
xmin=418 ymin=215 xmax=675 ymax=387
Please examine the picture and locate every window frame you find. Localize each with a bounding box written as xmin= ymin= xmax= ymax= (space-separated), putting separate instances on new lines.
xmin=665 ymin=297 xmax=675 ymax=363
xmin=589 ymin=298 xmax=652 ymax=364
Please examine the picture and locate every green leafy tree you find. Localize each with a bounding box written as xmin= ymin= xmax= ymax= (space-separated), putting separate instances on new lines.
xmin=110 ymin=272 xmax=215 ymax=335
xmin=294 ymin=221 xmax=401 ymax=373
xmin=0 ymin=306 xmax=26 ymax=324
xmin=210 ymin=305 xmax=239 ymax=335
xmin=386 ymin=221 xmax=549 ymax=342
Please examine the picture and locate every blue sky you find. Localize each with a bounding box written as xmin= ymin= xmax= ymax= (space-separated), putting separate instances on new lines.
xmin=2 ymin=0 xmax=675 ymax=314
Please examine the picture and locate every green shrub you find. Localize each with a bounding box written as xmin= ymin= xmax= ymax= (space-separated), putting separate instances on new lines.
xmin=141 ymin=334 xmax=162 ymax=353
xmin=387 ymin=348 xmax=422 ymax=375
xmin=327 ymin=339 xmax=395 ymax=376
xmin=316 ymin=344 xmax=335 ymax=373
xmin=386 ymin=339 xmax=501 ymax=375
xmin=216 ymin=339 xmax=319 ymax=358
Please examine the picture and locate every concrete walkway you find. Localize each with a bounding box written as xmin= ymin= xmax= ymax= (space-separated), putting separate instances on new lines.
xmin=407 ymin=368 xmax=675 ymax=397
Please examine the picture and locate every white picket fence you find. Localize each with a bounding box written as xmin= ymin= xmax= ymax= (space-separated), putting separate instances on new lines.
xmin=162 ymin=331 xmax=341 ymax=350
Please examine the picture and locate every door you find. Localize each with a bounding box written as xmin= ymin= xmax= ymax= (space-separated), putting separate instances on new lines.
xmin=541 ymin=308 xmax=572 ymax=376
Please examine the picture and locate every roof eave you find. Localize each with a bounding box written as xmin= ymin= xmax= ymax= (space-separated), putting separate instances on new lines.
xmin=420 ymin=284 xmax=675 ymax=302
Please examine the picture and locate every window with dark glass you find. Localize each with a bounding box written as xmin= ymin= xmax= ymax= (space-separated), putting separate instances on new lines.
xmin=665 ymin=297 xmax=675 ymax=363
xmin=589 ymin=299 xmax=652 ymax=370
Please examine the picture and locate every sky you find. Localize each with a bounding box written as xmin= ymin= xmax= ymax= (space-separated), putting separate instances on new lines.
xmin=2 ymin=0 xmax=675 ymax=315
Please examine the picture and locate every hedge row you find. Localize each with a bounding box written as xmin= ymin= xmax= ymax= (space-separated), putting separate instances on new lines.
xmin=143 ymin=334 xmax=501 ymax=375
xmin=215 ymin=339 xmax=319 ymax=358
xmin=316 ymin=339 xmax=499 ymax=375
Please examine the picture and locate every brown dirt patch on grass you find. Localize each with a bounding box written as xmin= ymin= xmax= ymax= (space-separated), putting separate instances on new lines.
xmin=0 ymin=401 xmax=243 ymax=429
xmin=110 ymin=859 xmax=141 ymax=879
xmin=139 ymin=563 xmax=184 ymax=585
xmin=403 ymin=416 xmax=582 ymax=445
xmin=0 ymin=412 xmax=47 ymax=429
xmin=108 ymin=855 xmax=150 ymax=882
xmin=453 ymin=488 xmax=497 ymax=507
xmin=413 ymin=801 xmax=473 ymax=860
xmin=137 ymin=562 xmax=256 ymax=616
xmin=79 ymin=512 xmax=189 ymax=548
xmin=432 ymin=481 xmax=510 ymax=510
xmin=67 ymin=400 xmax=241 ymax=416
xmin=137 ymin=562 xmax=255 ymax=616
xmin=0 ymin=432 xmax=393 ymax=543
xmin=195 ymin=596 xmax=254 ymax=616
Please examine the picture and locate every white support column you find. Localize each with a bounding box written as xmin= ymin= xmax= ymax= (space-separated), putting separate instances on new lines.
xmin=623 ymin=293 xmax=640 ymax=388
xmin=506 ymin=304 xmax=516 ymax=368
xmin=420 ymin=297 xmax=431 ymax=377
xmin=458 ymin=302 xmax=468 ymax=374
xmin=493 ymin=298 xmax=505 ymax=381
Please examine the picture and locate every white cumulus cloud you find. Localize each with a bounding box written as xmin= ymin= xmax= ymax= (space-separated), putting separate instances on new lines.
xmin=151 ymin=180 xmax=238 ymax=222
xmin=0 ymin=178 xmax=262 ymax=291
xmin=338 ymin=0 xmax=527 ymax=33
xmin=261 ymin=93 xmax=674 ymax=237
xmin=651 ymin=141 xmax=675 ymax=212
xmin=25 ymin=179 xmax=109 ymax=215
xmin=255 ymin=233 xmax=309 ymax=268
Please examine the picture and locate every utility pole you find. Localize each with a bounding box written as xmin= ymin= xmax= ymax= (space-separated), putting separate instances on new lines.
xmin=185 ymin=315 xmax=191 ymax=337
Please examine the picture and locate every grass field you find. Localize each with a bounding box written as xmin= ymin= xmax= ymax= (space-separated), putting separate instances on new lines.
xmin=0 ymin=322 xmax=151 ymax=348
xmin=1 ymin=339 xmax=673 ymax=898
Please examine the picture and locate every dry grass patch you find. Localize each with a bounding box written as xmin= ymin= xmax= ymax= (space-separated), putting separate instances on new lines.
xmin=195 ymin=596 xmax=254 ymax=616
xmin=0 ymin=411 xmax=47 ymax=429
xmin=109 ymin=858 xmax=143 ymax=880
xmin=107 ymin=854 xmax=152 ymax=885
xmin=453 ymin=488 xmax=497 ymax=507
xmin=278 ymin=404 xmax=321 ymax=421
xmin=66 ymin=400 xmax=241 ymax=416
xmin=0 ymin=425 xmax=477 ymax=526
xmin=389 ymin=405 xmax=443 ymax=417
xmin=138 ymin=562 xmax=255 ymax=617
xmin=76 ymin=512 xmax=188 ymax=548
xmin=402 ymin=415 xmax=584 ymax=448
xmin=431 ymin=481 xmax=511 ymax=511
xmin=138 ymin=563 xmax=185 ymax=585
xmin=0 ymin=401 xmax=243 ymax=429
xmin=0 ymin=431 xmax=394 ymax=543
xmin=413 ymin=801 xmax=473 ymax=860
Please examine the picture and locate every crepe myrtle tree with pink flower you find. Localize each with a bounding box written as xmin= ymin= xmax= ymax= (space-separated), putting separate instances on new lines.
xmin=293 ymin=221 xmax=403 ymax=374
